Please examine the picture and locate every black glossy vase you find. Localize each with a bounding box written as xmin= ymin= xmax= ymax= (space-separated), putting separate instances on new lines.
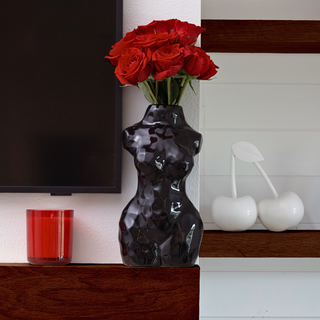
xmin=119 ymin=104 xmax=203 ymax=267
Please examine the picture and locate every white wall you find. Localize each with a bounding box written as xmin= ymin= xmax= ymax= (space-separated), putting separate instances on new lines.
xmin=200 ymin=1 xmax=320 ymax=319
xmin=200 ymin=0 xmax=320 ymax=231
xmin=201 ymin=0 xmax=320 ymax=20
xmin=0 ymin=0 xmax=201 ymax=263
xmin=201 ymin=53 xmax=320 ymax=230
xmin=200 ymin=258 xmax=320 ymax=319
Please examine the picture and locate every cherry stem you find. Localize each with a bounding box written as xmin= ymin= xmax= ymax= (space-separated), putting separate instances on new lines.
xmin=231 ymin=153 xmax=237 ymax=198
xmin=254 ymin=162 xmax=279 ymax=198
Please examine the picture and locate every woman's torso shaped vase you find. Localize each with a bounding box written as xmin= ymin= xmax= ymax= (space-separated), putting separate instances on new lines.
xmin=119 ymin=104 xmax=203 ymax=267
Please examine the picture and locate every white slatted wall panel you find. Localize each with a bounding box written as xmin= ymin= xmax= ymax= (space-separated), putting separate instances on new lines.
xmin=201 ymin=0 xmax=320 ymax=20
xmin=199 ymin=2 xmax=320 ymax=320
xmin=200 ymin=258 xmax=320 ymax=319
xmin=200 ymin=53 xmax=320 ymax=230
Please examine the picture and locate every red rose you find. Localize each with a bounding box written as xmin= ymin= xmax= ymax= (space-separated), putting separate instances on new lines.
xmin=135 ymin=19 xmax=176 ymax=35
xmin=135 ymin=32 xmax=178 ymax=52
xmin=105 ymin=31 xmax=137 ymax=66
xmin=173 ymin=20 xmax=205 ymax=46
xmin=115 ymin=47 xmax=150 ymax=86
xmin=151 ymin=44 xmax=187 ymax=81
xmin=184 ymin=46 xmax=218 ymax=79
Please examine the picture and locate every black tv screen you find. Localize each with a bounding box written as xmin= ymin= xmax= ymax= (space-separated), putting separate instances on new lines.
xmin=0 ymin=0 xmax=122 ymax=194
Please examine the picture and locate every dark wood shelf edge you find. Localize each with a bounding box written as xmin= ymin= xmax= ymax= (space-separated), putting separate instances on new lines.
xmin=200 ymin=230 xmax=320 ymax=258
xmin=201 ymin=19 xmax=320 ymax=53
xmin=0 ymin=263 xmax=200 ymax=320
xmin=0 ymin=262 xmax=200 ymax=269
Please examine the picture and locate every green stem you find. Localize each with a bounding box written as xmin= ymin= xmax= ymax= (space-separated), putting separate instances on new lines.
xmin=176 ymin=76 xmax=190 ymax=105
xmin=148 ymin=79 xmax=155 ymax=93
xmin=167 ymin=77 xmax=172 ymax=105
xmin=143 ymin=80 xmax=158 ymax=104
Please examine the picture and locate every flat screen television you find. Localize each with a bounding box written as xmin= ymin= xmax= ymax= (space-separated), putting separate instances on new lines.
xmin=0 ymin=0 xmax=122 ymax=195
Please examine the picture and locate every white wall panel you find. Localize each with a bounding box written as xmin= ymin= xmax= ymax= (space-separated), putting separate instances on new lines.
xmin=209 ymin=53 xmax=320 ymax=85
xmin=201 ymin=84 xmax=320 ymax=130
xmin=200 ymin=258 xmax=320 ymax=318
xmin=200 ymin=53 xmax=320 ymax=230
xmin=201 ymin=318 xmax=317 ymax=320
xmin=201 ymin=131 xmax=320 ymax=176
xmin=201 ymin=0 xmax=320 ymax=20
xmin=201 ymin=271 xmax=320 ymax=317
xmin=200 ymin=2 xmax=320 ymax=320
xmin=200 ymin=258 xmax=320 ymax=272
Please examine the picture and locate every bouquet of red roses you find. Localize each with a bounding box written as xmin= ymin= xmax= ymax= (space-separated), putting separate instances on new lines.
xmin=105 ymin=19 xmax=218 ymax=105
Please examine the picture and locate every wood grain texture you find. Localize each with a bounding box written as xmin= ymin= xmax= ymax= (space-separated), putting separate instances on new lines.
xmin=201 ymin=20 xmax=320 ymax=53
xmin=200 ymin=230 xmax=320 ymax=257
xmin=0 ymin=264 xmax=200 ymax=320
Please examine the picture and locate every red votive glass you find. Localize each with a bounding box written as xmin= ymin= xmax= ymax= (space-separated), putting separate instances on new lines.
xmin=27 ymin=209 xmax=74 ymax=266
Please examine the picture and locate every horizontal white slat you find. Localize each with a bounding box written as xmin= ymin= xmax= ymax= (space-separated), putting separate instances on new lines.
xmin=199 ymin=258 xmax=320 ymax=272
xmin=200 ymin=131 xmax=320 ymax=176
xmin=200 ymin=270 xmax=320 ymax=317
xmin=200 ymin=175 xmax=320 ymax=229
xmin=207 ymin=53 xmax=320 ymax=85
xmin=200 ymin=318 xmax=317 ymax=320
xmin=201 ymin=84 xmax=320 ymax=130
xmin=201 ymin=0 xmax=320 ymax=20
xmin=200 ymin=259 xmax=320 ymax=318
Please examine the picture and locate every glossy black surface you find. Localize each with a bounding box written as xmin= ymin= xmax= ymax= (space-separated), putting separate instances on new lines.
xmin=119 ymin=104 xmax=203 ymax=267
xmin=0 ymin=0 xmax=122 ymax=194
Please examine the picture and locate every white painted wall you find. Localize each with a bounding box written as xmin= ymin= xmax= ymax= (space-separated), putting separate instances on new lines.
xmin=200 ymin=258 xmax=320 ymax=319
xmin=201 ymin=0 xmax=320 ymax=20
xmin=200 ymin=1 xmax=320 ymax=319
xmin=200 ymin=2 xmax=320 ymax=231
xmin=201 ymin=53 xmax=320 ymax=230
xmin=0 ymin=0 xmax=201 ymax=263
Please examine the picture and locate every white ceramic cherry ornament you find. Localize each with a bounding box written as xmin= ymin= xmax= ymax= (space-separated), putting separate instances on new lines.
xmin=233 ymin=141 xmax=304 ymax=232
xmin=258 ymin=191 xmax=304 ymax=232
xmin=211 ymin=143 xmax=258 ymax=231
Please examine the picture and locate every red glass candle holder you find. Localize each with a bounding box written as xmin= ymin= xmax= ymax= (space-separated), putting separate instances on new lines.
xmin=27 ymin=209 xmax=74 ymax=266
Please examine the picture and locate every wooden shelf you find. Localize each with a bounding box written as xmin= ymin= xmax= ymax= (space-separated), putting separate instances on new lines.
xmin=200 ymin=230 xmax=320 ymax=258
xmin=0 ymin=263 xmax=200 ymax=320
xmin=201 ymin=20 xmax=320 ymax=53
xmin=199 ymin=20 xmax=320 ymax=257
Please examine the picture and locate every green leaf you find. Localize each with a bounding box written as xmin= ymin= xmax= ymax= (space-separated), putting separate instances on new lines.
xmin=180 ymin=76 xmax=187 ymax=88
xmin=189 ymin=80 xmax=196 ymax=94
xmin=172 ymin=73 xmax=187 ymax=79
xmin=138 ymin=82 xmax=155 ymax=104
